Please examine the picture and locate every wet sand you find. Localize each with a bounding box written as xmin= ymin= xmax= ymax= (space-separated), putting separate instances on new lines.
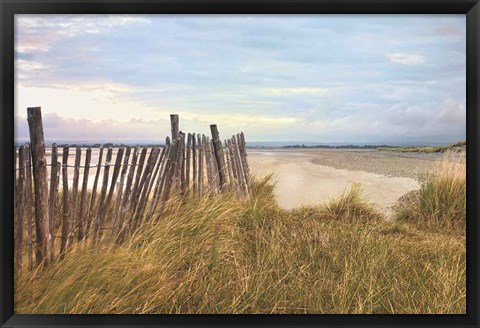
xmin=247 ymin=149 xmax=443 ymax=215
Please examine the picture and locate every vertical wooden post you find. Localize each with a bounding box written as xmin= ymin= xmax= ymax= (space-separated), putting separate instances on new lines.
xmin=48 ymin=144 xmax=59 ymax=261
xmin=117 ymin=147 xmax=138 ymax=240
xmin=198 ymin=134 xmax=204 ymax=197
xmin=210 ymin=124 xmax=226 ymax=190
xmin=103 ymin=147 xmax=124 ymax=228
xmin=87 ymin=147 xmax=104 ymax=237
xmin=26 ymin=107 xmax=52 ymax=266
xmin=67 ymin=147 xmax=82 ymax=248
xmin=192 ymin=133 xmax=197 ymax=195
xmin=60 ymin=146 xmax=70 ymax=257
xmin=16 ymin=145 xmax=26 ymax=270
xmin=111 ymin=147 xmax=131 ymax=238
xmin=78 ymin=148 xmax=91 ymax=241
xmin=186 ymin=134 xmax=192 ymax=194
xmin=25 ymin=144 xmax=34 ymax=270
xmin=93 ymin=147 xmax=113 ymax=243
xmin=180 ymin=134 xmax=187 ymax=195
xmin=233 ymin=135 xmax=249 ymax=197
xmin=170 ymin=114 xmax=179 ymax=141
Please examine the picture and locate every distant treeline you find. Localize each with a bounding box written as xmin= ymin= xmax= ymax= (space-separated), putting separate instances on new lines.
xmin=282 ymin=144 xmax=390 ymax=149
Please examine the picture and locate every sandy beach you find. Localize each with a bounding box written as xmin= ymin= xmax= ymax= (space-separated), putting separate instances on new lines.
xmin=44 ymin=147 xmax=446 ymax=216
xmin=247 ymin=148 xmax=443 ymax=215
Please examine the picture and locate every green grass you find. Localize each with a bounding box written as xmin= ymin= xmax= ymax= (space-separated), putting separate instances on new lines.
xmin=15 ymin=169 xmax=466 ymax=314
xmin=377 ymin=140 xmax=466 ymax=153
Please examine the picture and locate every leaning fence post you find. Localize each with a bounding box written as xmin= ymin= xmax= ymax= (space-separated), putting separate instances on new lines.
xmin=210 ymin=125 xmax=226 ymax=190
xmin=26 ymin=107 xmax=52 ymax=266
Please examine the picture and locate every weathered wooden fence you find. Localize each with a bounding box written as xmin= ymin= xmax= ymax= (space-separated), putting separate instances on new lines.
xmin=14 ymin=107 xmax=251 ymax=270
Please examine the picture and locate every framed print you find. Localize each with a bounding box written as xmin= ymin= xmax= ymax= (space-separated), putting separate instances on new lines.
xmin=1 ymin=0 xmax=479 ymax=327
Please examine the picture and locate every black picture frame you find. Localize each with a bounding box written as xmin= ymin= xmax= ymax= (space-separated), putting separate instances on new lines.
xmin=1 ymin=0 xmax=479 ymax=327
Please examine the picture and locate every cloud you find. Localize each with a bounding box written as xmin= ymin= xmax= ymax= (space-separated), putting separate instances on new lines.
xmin=385 ymin=53 xmax=427 ymax=65
xmin=14 ymin=15 xmax=466 ymax=143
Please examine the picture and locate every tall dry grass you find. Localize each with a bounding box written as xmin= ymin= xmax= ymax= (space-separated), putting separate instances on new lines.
xmin=394 ymin=153 xmax=466 ymax=232
xmin=15 ymin=173 xmax=465 ymax=314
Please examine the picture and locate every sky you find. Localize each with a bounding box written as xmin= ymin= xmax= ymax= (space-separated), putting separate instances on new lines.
xmin=14 ymin=14 xmax=466 ymax=145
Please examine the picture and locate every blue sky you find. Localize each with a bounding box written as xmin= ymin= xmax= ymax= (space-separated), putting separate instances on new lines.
xmin=14 ymin=14 xmax=466 ymax=144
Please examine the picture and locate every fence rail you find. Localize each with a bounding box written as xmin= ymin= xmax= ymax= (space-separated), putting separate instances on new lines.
xmin=14 ymin=107 xmax=251 ymax=271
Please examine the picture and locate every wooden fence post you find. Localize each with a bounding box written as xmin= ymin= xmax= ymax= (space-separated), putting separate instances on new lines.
xmin=192 ymin=133 xmax=197 ymax=195
xmin=48 ymin=144 xmax=59 ymax=261
xmin=111 ymin=147 xmax=131 ymax=238
xmin=78 ymin=148 xmax=91 ymax=241
xmin=15 ymin=145 xmax=26 ymax=270
xmin=170 ymin=114 xmax=179 ymax=141
xmin=25 ymin=143 xmax=34 ymax=270
xmin=60 ymin=146 xmax=70 ymax=257
xmin=210 ymin=125 xmax=226 ymax=190
xmin=68 ymin=147 xmax=82 ymax=248
xmin=26 ymin=107 xmax=52 ymax=266
xmin=93 ymin=147 xmax=113 ymax=243
xmin=86 ymin=147 xmax=104 ymax=238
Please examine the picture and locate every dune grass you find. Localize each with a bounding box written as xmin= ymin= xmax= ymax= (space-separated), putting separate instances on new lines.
xmin=15 ymin=168 xmax=466 ymax=314
xmin=377 ymin=140 xmax=466 ymax=153
xmin=394 ymin=155 xmax=466 ymax=233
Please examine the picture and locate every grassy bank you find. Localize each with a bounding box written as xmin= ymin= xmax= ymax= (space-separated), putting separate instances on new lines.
xmin=377 ymin=140 xmax=466 ymax=153
xmin=15 ymin=158 xmax=466 ymax=314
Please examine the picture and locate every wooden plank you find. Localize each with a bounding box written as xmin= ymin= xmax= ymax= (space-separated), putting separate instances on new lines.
xmin=233 ymin=135 xmax=249 ymax=196
xmin=227 ymin=139 xmax=239 ymax=182
xmin=180 ymin=134 xmax=187 ymax=195
xmin=146 ymin=146 xmax=164 ymax=201
xmin=203 ymin=135 xmax=212 ymax=192
xmin=60 ymin=146 xmax=70 ymax=257
xmin=48 ymin=144 xmax=59 ymax=261
xmin=147 ymin=143 xmax=170 ymax=221
xmin=238 ymin=133 xmax=251 ymax=193
xmin=210 ymin=125 xmax=226 ymax=190
xmin=93 ymin=147 xmax=113 ymax=244
xmin=110 ymin=147 xmax=131 ymax=239
xmin=133 ymin=147 xmax=160 ymax=227
xmin=224 ymin=140 xmax=234 ymax=190
xmin=86 ymin=147 xmax=104 ymax=238
xmin=100 ymin=147 xmax=124 ymax=239
xmin=127 ymin=147 xmax=147 ymax=229
xmin=170 ymin=114 xmax=179 ymax=141
xmin=117 ymin=147 xmax=138 ymax=241
xmin=25 ymin=143 xmax=34 ymax=270
xmin=67 ymin=147 xmax=82 ymax=248
xmin=78 ymin=148 xmax=91 ymax=241
xmin=16 ymin=145 xmax=26 ymax=270
xmin=161 ymin=137 xmax=180 ymax=207
xmin=198 ymin=134 xmax=204 ymax=197
xmin=186 ymin=134 xmax=192 ymax=194
xmin=27 ymin=107 xmax=52 ymax=266
xmin=192 ymin=133 xmax=197 ymax=195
